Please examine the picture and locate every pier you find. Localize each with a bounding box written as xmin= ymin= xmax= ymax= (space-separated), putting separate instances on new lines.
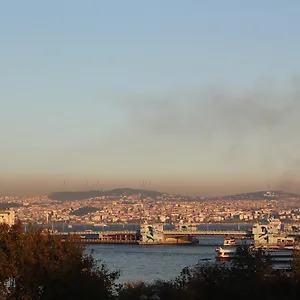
xmin=51 ymin=225 xmax=251 ymax=245
xmin=53 ymin=230 xmax=139 ymax=244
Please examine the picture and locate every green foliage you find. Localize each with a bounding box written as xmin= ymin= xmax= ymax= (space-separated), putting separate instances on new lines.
xmin=0 ymin=221 xmax=119 ymax=300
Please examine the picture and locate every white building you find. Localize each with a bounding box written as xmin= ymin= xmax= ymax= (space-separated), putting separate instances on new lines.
xmin=252 ymin=221 xmax=294 ymax=245
xmin=0 ymin=209 xmax=15 ymax=226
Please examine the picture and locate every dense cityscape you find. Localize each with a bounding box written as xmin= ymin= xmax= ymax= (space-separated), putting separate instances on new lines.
xmin=1 ymin=189 xmax=300 ymax=226
xmin=2 ymin=1 xmax=300 ymax=298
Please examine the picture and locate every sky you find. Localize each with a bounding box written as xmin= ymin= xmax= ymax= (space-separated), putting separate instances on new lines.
xmin=1 ymin=1 xmax=300 ymax=195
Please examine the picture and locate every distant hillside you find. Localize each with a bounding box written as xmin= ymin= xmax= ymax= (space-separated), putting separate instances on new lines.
xmin=0 ymin=203 xmax=22 ymax=209
xmin=48 ymin=189 xmax=300 ymax=202
xmin=208 ymin=191 xmax=300 ymax=201
xmin=48 ymin=188 xmax=164 ymax=201
xmin=70 ymin=206 xmax=99 ymax=216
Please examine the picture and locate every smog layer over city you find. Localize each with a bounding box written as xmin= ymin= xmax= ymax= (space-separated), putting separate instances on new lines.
xmin=1 ymin=2 xmax=300 ymax=299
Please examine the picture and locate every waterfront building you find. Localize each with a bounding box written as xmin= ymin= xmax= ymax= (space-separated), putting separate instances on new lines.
xmin=252 ymin=221 xmax=295 ymax=246
xmin=0 ymin=208 xmax=15 ymax=226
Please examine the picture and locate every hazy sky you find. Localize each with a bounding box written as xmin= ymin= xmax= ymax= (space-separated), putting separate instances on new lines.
xmin=1 ymin=1 xmax=300 ymax=195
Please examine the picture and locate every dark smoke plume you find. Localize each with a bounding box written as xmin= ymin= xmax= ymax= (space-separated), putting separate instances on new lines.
xmin=110 ymin=81 xmax=300 ymax=192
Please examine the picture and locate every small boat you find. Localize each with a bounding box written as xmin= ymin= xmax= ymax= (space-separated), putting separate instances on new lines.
xmin=224 ymin=237 xmax=236 ymax=246
xmin=93 ymin=223 xmax=108 ymax=227
xmin=68 ymin=224 xmax=73 ymax=229
xmin=215 ymin=247 xmax=236 ymax=261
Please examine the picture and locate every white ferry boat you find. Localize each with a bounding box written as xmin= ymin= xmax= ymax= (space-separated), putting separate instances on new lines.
xmin=215 ymin=246 xmax=293 ymax=263
xmin=215 ymin=247 xmax=236 ymax=261
xmin=216 ymin=245 xmax=280 ymax=260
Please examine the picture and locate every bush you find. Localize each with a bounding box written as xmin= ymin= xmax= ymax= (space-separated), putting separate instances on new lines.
xmin=0 ymin=221 xmax=119 ymax=300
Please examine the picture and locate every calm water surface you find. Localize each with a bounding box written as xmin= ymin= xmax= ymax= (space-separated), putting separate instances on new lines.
xmin=89 ymin=236 xmax=225 ymax=283
xmin=40 ymin=223 xmax=252 ymax=283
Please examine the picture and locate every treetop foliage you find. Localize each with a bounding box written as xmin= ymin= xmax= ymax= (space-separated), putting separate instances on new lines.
xmin=2 ymin=223 xmax=300 ymax=300
xmin=0 ymin=221 xmax=119 ymax=300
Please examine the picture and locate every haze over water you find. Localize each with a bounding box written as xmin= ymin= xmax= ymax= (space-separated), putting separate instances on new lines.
xmin=1 ymin=1 xmax=300 ymax=196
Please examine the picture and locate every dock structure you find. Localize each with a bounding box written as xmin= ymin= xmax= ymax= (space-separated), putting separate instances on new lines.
xmin=52 ymin=230 xmax=139 ymax=244
xmin=50 ymin=224 xmax=251 ymax=245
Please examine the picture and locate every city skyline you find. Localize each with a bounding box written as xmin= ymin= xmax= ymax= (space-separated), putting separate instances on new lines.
xmin=1 ymin=1 xmax=300 ymax=195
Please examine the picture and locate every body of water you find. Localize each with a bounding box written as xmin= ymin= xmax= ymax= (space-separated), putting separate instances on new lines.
xmin=36 ymin=223 xmax=253 ymax=283
xmin=89 ymin=240 xmax=221 ymax=283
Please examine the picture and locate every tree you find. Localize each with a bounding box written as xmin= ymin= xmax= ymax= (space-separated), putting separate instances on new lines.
xmin=292 ymin=249 xmax=300 ymax=282
xmin=118 ymin=244 xmax=300 ymax=300
xmin=0 ymin=221 xmax=119 ymax=299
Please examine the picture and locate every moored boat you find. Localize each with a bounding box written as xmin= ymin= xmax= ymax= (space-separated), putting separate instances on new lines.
xmin=254 ymin=245 xmax=280 ymax=251
xmin=224 ymin=237 xmax=236 ymax=246
xmin=215 ymin=246 xmax=294 ymax=264
xmin=93 ymin=223 xmax=108 ymax=227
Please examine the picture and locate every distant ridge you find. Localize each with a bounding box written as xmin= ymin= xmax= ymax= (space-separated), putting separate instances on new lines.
xmin=48 ymin=189 xmax=300 ymax=202
xmin=208 ymin=190 xmax=300 ymax=201
xmin=48 ymin=188 xmax=164 ymax=201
